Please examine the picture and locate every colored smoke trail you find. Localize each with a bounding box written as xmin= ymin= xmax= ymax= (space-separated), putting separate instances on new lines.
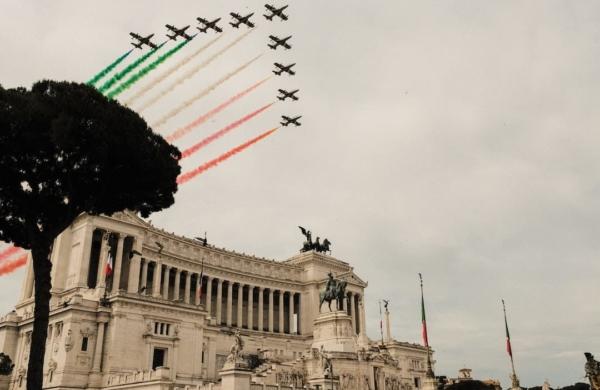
xmin=177 ymin=127 xmax=279 ymax=185
xmin=98 ymin=43 xmax=166 ymax=93
xmin=0 ymin=246 xmax=21 ymax=263
xmin=151 ymin=54 xmax=262 ymax=129
xmin=107 ymin=39 xmax=191 ymax=99
xmin=0 ymin=254 xmax=28 ymax=276
xmin=86 ymin=49 xmax=133 ymax=86
xmin=180 ymin=102 xmax=274 ymax=159
xmin=124 ymin=35 xmax=223 ymax=106
xmin=166 ymin=77 xmax=271 ymax=143
xmin=138 ymin=29 xmax=255 ymax=112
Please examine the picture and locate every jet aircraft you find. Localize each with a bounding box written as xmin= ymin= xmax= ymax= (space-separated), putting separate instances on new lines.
xmin=197 ymin=17 xmax=223 ymax=33
xmin=281 ymin=115 xmax=302 ymax=127
xmin=264 ymin=4 xmax=289 ymax=21
xmin=165 ymin=24 xmax=193 ymax=41
xmin=130 ymin=32 xmax=158 ymax=49
xmin=277 ymin=89 xmax=299 ymax=101
xmin=230 ymin=12 xmax=255 ymax=28
xmin=273 ymin=63 xmax=296 ymax=76
xmin=268 ymin=35 xmax=292 ymax=50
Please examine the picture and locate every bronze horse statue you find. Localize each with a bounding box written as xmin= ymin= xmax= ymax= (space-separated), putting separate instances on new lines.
xmin=319 ymin=280 xmax=347 ymax=312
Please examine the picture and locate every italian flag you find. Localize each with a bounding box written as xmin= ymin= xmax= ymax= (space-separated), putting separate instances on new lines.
xmin=421 ymin=291 xmax=429 ymax=347
xmin=104 ymin=253 xmax=113 ymax=277
xmin=196 ymin=259 xmax=204 ymax=302
xmin=504 ymin=304 xmax=513 ymax=357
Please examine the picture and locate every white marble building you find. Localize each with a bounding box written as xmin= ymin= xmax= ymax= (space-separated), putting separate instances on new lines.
xmin=0 ymin=212 xmax=430 ymax=390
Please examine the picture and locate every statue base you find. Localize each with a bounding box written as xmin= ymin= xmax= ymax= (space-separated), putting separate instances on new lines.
xmin=422 ymin=376 xmax=438 ymax=390
xmin=219 ymin=366 xmax=252 ymax=390
xmin=311 ymin=311 xmax=356 ymax=353
xmin=308 ymin=375 xmax=340 ymax=390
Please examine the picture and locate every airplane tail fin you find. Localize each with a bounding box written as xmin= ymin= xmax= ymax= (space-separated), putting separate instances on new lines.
xmin=264 ymin=14 xmax=273 ymax=21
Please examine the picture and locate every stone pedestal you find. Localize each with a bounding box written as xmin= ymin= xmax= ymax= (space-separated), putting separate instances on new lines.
xmin=311 ymin=311 xmax=356 ymax=353
xmin=219 ymin=366 xmax=252 ymax=390
xmin=308 ymin=375 xmax=340 ymax=390
xmin=422 ymin=376 xmax=438 ymax=390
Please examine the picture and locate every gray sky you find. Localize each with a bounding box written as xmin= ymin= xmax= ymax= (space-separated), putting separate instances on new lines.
xmin=2 ymin=1 xmax=600 ymax=386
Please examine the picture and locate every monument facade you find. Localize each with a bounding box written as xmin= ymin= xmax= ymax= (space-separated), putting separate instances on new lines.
xmin=0 ymin=212 xmax=430 ymax=390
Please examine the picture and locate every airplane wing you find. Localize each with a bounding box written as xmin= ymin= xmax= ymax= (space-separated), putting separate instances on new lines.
xmin=283 ymin=43 xmax=291 ymax=49
xmin=197 ymin=17 xmax=208 ymax=24
xmin=282 ymin=115 xmax=291 ymax=121
xmin=269 ymin=35 xmax=278 ymax=41
xmin=265 ymin=4 xmax=276 ymax=11
xmin=130 ymin=32 xmax=142 ymax=39
xmin=231 ymin=12 xmax=241 ymax=18
xmin=166 ymin=24 xmax=175 ymax=31
xmin=278 ymin=89 xmax=286 ymax=93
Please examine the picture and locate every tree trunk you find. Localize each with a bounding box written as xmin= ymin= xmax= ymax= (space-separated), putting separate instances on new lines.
xmin=26 ymin=243 xmax=52 ymax=390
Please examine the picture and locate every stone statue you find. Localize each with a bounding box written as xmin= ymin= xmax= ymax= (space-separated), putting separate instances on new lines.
xmin=64 ymin=329 xmax=73 ymax=352
xmin=585 ymin=352 xmax=600 ymax=390
xmin=226 ymin=329 xmax=244 ymax=365
xmin=298 ymin=226 xmax=332 ymax=254
xmin=319 ymin=345 xmax=333 ymax=378
xmin=319 ymin=272 xmax=347 ymax=312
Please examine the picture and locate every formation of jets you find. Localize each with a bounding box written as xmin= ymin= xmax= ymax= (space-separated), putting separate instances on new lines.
xmin=230 ymin=12 xmax=255 ymax=28
xmin=165 ymin=24 xmax=193 ymax=41
xmin=130 ymin=32 xmax=158 ymax=50
xmin=130 ymin=4 xmax=302 ymax=127
xmin=197 ymin=17 xmax=222 ymax=33
xmin=268 ymin=35 xmax=292 ymax=50
xmin=264 ymin=4 xmax=289 ymax=21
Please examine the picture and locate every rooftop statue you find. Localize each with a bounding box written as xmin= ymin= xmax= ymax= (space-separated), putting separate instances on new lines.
xmin=298 ymin=226 xmax=332 ymax=254
xmin=585 ymin=352 xmax=600 ymax=390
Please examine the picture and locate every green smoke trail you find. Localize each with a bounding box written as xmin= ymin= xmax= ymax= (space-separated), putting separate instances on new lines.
xmin=106 ymin=39 xmax=191 ymax=99
xmin=98 ymin=43 xmax=166 ymax=94
xmin=86 ymin=49 xmax=133 ymax=86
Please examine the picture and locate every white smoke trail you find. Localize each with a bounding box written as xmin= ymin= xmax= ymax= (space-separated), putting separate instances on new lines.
xmin=137 ymin=29 xmax=255 ymax=113
xmin=123 ymin=35 xmax=224 ymax=106
xmin=151 ymin=54 xmax=262 ymax=129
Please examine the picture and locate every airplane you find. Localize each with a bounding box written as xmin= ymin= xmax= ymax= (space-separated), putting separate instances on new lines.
xmin=281 ymin=115 xmax=302 ymax=127
xmin=197 ymin=17 xmax=223 ymax=33
xmin=273 ymin=62 xmax=296 ymax=76
xmin=268 ymin=35 xmax=292 ymax=50
xmin=165 ymin=24 xmax=193 ymax=41
xmin=264 ymin=4 xmax=289 ymax=21
xmin=277 ymin=89 xmax=299 ymax=101
xmin=230 ymin=12 xmax=255 ymax=28
xmin=130 ymin=32 xmax=158 ymax=50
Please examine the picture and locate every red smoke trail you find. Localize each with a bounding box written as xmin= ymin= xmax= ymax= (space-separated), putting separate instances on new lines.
xmin=166 ymin=77 xmax=271 ymax=143
xmin=180 ymin=102 xmax=274 ymax=159
xmin=0 ymin=246 xmax=22 ymax=263
xmin=0 ymin=254 xmax=28 ymax=276
xmin=177 ymin=127 xmax=279 ymax=185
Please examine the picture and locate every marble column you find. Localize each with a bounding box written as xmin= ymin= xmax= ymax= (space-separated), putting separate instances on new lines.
xmin=350 ymin=292 xmax=356 ymax=334
xmin=247 ymin=286 xmax=254 ymax=330
xmin=127 ymin=237 xmax=142 ymax=293
xmin=195 ymin=275 xmax=202 ymax=306
xmin=289 ymin=293 xmax=295 ymax=334
xmin=206 ymin=277 xmax=213 ymax=315
xmin=111 ymin=234 xmax=125 ymax=293
xmin=216 ymin=279 xmax=223 ymax=325
xmin=184 ymin=272 xmax=191 ymax=304
xmin=162 ymin=265 xmax=171 ymax=299
xmin=343 ymin=292 xmax=348 ymax=312
xmin=226 ymin=281 xmax=233 ymax=326
xmin=173 ymin=269 xmax=181 ymax=301
xmin=268 ymin=289 xmax=274 ymax=332
xmin=258 ymin=287 xmax=264 ymax=331
xmin=140 ymin=260 xmax=149 ymax=294
xmin=152 ymin=261 xmax=162 ymax=298
xmin=97 ymin=232 xmax=110 ymax=288
xmin=92 ymin=320 xmax=107 ymax=372
xmin=77 ymin=224 xmax=95 ymax=287
xmin=297 ymin=293 xmax=302 ymax=335
xmin=237 ymin=284 xmax=244 ymax=328
xmin=279 ymin=291 xmax=285 ymax=334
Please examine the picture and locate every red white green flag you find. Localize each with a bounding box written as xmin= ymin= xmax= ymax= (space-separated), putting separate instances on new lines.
xmin=104 ymin=253 xmax=113 ymax=277
xmin=503 ymin=299 xmax=513 ymax=357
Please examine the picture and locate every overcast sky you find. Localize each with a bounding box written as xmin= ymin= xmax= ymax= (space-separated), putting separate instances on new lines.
xmin=2 ymin=1 xmax=600 ymax=387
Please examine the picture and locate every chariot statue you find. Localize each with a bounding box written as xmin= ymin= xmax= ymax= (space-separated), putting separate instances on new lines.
xmin=585 ymin=352 xmax=600 ymax=390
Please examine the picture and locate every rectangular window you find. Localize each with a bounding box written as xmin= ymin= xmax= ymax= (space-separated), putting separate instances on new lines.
xmin=414 ymin=377 xmax=421 ymax=388
xmin=81 ymin=336 xmax=88 ymax=351
xmin=152 ymin=348 xmax=167 ymax=370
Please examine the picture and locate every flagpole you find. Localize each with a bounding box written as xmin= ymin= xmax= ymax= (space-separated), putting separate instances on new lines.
xmin=502 ymin=299 xmax=519 ymax=389
xmin=379 ymin=300 xmax=385 ymax=346
xmin=420 ymin=273 xmax=434 ymax=378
